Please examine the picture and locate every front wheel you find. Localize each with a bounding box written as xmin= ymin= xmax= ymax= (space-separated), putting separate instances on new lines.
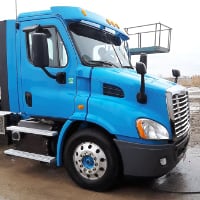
xmin=63 ymin=128 xmax=122 ymax=191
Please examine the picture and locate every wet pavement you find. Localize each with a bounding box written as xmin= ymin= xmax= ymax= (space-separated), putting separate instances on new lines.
xmin=153 ymin=146 xmax=200 ymax=193
xmin=152 ymin=87 xmax=200 ymax=194
xmin=151 ymin=87 xmax=200 ymax=195
xmin=0 ymin=87 xmax=200 ymax=200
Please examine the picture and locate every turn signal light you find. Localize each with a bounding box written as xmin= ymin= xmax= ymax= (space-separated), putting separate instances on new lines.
xmin=136 ymin=119 xmax=147 ymax=139
xmin=78 ymin=104 xmax=84 ymax=110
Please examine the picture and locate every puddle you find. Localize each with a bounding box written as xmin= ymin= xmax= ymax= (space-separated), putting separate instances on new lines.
xmin=153 ymin=146 xmax=200 ymax=193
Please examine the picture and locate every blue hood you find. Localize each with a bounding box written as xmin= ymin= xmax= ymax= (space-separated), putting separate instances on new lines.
xmin=91 ymin=67 xmax=175 ymax=99
xmin=88 ymin=67 xmax=175 ymax=141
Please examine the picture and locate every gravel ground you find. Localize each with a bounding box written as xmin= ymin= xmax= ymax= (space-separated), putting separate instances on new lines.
xmin=188 ymin=87 xmax=200 ymax=147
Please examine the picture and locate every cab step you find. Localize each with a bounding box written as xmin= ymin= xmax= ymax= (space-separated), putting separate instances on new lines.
xmin=4 ymin=149 xmax=55 ymax=164
xmin=6 ymin=126 xmax=57 ymax=137
xmin=0 ymin=111 xmax=12 ymax=116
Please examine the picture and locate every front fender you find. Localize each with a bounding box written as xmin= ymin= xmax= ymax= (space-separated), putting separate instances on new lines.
xmin=56 ymin=119 xmax=73 ymax=166
xmin=56 ymin=114 xmax=117 ymax=166
xmin=86 ymin=113 xmax=117 ymax=135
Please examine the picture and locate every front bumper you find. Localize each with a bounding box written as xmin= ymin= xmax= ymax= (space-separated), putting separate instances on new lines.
xmin=114 ymin=134 xmax=189 ymax=177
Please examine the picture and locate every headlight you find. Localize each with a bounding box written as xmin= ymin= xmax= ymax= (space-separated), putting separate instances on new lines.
xmin=136 ymin=118 xmax=169 ymax=140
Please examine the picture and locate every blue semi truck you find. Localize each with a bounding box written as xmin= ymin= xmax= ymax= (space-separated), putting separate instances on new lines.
xmin=0 ymin=6 xmax=190 ymax=191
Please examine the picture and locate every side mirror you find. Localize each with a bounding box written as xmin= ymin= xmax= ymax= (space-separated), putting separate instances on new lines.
xmin=136 ymin=62 xmax=147 ymax=75
xmin=136 ymin=62 xmax=147 ymax=104
xmin=172 ymin=69 xmax=180 ymax=83
xmin=32 ymin=33 xmax=49 ymax=68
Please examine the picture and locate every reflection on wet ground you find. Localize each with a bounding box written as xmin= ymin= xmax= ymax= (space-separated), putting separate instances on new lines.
xmin=153 ymin=146 xmax=200 ymax=193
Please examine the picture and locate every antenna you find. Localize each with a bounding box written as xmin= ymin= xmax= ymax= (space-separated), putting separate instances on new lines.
xmin=15 ymin=0 xmax=18 ymax=20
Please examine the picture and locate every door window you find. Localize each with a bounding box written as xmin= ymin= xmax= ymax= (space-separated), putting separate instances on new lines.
xmin=27 ymin=27 xmax=68 ymax=67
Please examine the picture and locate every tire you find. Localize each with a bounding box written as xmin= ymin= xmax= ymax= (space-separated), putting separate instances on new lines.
xmin=63 ymin=128 xmax=122 ymax=191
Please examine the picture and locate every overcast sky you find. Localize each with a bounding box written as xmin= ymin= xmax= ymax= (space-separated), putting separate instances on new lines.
xmin=0 ymin=0 xmax=200 ymax=77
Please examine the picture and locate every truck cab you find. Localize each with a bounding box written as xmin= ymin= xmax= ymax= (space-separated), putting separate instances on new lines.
xmin=0 ymin=6 xmax=190 ymax=191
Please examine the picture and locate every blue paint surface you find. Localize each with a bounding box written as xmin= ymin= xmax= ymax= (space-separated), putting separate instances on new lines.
xmin=5 ymin=6 xmax=178 ymax=168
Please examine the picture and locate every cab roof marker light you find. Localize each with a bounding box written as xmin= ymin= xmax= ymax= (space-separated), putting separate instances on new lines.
xmin=81 ymin=9 xmax=87 ymax=16
xmin=110 ymin=21 xmax=115 ymax=27
xmin=106 ymin=18 xmax=111 ymax=25
xmin=52 ymin=7 xmax=129 ymax=40
xmin=106 ymin=18 xmax=119 ymax=28
xmin=115 ymin=23 xmax=120 ymax=29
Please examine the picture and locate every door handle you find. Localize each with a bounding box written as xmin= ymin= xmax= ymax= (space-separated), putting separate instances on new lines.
xmin=25 ymin=92 xmax=32 ymax=107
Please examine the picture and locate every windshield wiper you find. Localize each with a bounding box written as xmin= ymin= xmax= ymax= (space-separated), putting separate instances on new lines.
xmin=122 ymin=66 xmax=134 ymax=69
xmin=82 ymin=57 xmax=119 ymax=68
xmin=89 ymin=60 xmax=113 ymax=66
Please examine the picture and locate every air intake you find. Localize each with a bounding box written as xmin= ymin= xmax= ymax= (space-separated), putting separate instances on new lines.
xmin=103 ymin=83 xmax=124 ymax=98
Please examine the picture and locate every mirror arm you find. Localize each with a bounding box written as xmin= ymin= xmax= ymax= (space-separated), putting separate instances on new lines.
xmin=137 ymin=74 xmax=147 ymax=104
xmin=136 ymin=62 xmax=147 ymax=104
xmin=42 ymin=67 xmax=56 ymax=79
xmin=41 ymin=67 xmax=66 ymax=84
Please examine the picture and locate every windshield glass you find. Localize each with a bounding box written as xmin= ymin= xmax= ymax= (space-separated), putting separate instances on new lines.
xmin=68 ymin=22 xmax=131 ymax=68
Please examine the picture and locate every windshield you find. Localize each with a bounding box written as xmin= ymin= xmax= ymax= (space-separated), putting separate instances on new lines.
xmin=68 ymin=22 xmax=131 ymax=68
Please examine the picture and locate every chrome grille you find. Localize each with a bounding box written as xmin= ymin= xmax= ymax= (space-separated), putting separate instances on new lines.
xmin=167 ymin=85 xmax=190 ymax=138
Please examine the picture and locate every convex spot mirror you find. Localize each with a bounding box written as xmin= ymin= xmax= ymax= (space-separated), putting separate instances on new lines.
xmin=136 ymin=62 xmax=147 ymax=75
xmin=172 ymin=69 xmax=180 ymax=78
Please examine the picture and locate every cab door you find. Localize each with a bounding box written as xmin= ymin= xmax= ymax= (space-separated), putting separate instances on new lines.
xmin=19 ymin=18 xmax=77 ymax=118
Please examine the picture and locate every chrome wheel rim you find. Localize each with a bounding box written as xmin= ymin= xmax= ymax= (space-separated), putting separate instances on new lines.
xmin=73 ymin=142 xmax=107 ymax=180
